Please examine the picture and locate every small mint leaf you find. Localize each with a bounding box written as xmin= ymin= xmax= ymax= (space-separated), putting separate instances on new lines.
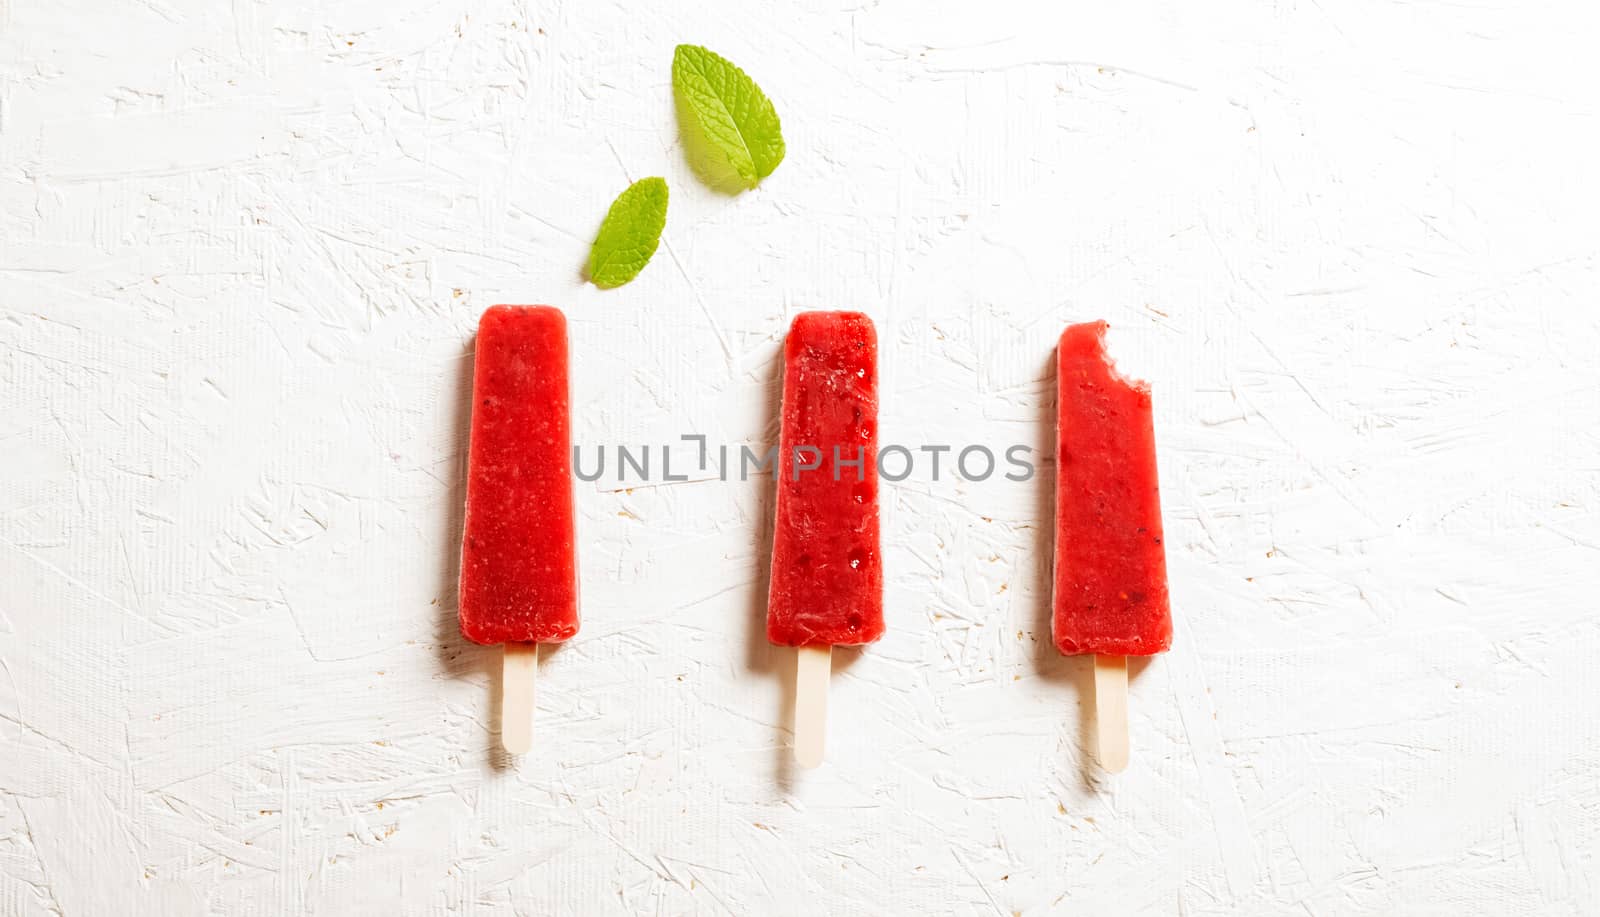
xmin=587 ymin=177 xmax=668 ymax=289
xmin=672 ymin=44 xmax=785 ymax=190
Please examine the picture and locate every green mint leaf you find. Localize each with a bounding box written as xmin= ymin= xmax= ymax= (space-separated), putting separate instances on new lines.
xmin=587 ymin=177 xmax=668 ymax=289
xmin=672 ymin=44 xmax=785 ymax=190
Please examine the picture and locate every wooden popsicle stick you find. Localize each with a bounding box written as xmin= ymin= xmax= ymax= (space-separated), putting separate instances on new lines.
xmin=1093 ymin=654 xmax=1130 ymax=773
xmin=794 ymin=645 xmax=832 ymax=768
xmin=502 ymin=642 xmax=538 ymax=755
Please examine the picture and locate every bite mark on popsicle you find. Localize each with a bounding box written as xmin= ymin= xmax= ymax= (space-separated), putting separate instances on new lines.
xmin=1053 ymin=320 xmax=1171 ymax=774
xmin=1052 ymin=320 xmax=1172 ymax=657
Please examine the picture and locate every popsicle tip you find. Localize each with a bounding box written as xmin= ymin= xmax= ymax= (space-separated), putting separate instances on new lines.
xmin=1099 ymin=739 xmax=1129 ymax=773
xmin=502 ymin=729 xmax=532 ymax=756
xmin=794 ymin=737 xmax=825 ymax=769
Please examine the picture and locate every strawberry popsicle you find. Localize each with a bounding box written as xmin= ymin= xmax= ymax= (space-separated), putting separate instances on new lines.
xmin=768 ymin=311 xmax=883 ymax=647
xmin=458 ymin=304 xmax=578 ymax=753
xmin=1053 ymin=320 xmax=1171 ymax=771
xmin=767 ymin=311 xmax=882 ymax=767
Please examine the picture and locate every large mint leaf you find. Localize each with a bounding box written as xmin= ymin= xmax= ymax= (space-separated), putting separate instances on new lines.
xmin=673 ymin=44 xmax=785 ymax=189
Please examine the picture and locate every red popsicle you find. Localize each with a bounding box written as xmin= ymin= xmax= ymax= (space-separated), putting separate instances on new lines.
xmin=1053 ymin=320 xmax=1171 ymax=771
xmin=458 ymin=304 xmax=578 ymax=753
xmin=767 ymin=311 xmax=882 ymax=766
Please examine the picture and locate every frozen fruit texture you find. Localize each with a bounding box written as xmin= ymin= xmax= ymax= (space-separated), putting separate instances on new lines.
xmin=1052 ymin=321 xmax=1172 ymax=656
xmin=767 ymin=311 xmax=884 ymax=647
xmin=458 ymin=305 xmax=580 ymax=645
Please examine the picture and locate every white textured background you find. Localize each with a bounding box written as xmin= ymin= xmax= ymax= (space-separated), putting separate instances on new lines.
xmin=3 ymin=0 xmax=1599 ymax=914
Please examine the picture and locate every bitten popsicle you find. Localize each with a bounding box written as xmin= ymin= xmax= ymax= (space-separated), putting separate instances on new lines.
xmin=459 ymin=305 xmax=579 ymax=755
xmin=768 ymin=311 xmax=883 ymax=767
xmin=1053 ymin=321 xmax=1172 ymax=772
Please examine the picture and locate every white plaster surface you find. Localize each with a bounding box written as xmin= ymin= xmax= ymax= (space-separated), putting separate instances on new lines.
xmin=3 ymin=0 xmax=1599 ymax=914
